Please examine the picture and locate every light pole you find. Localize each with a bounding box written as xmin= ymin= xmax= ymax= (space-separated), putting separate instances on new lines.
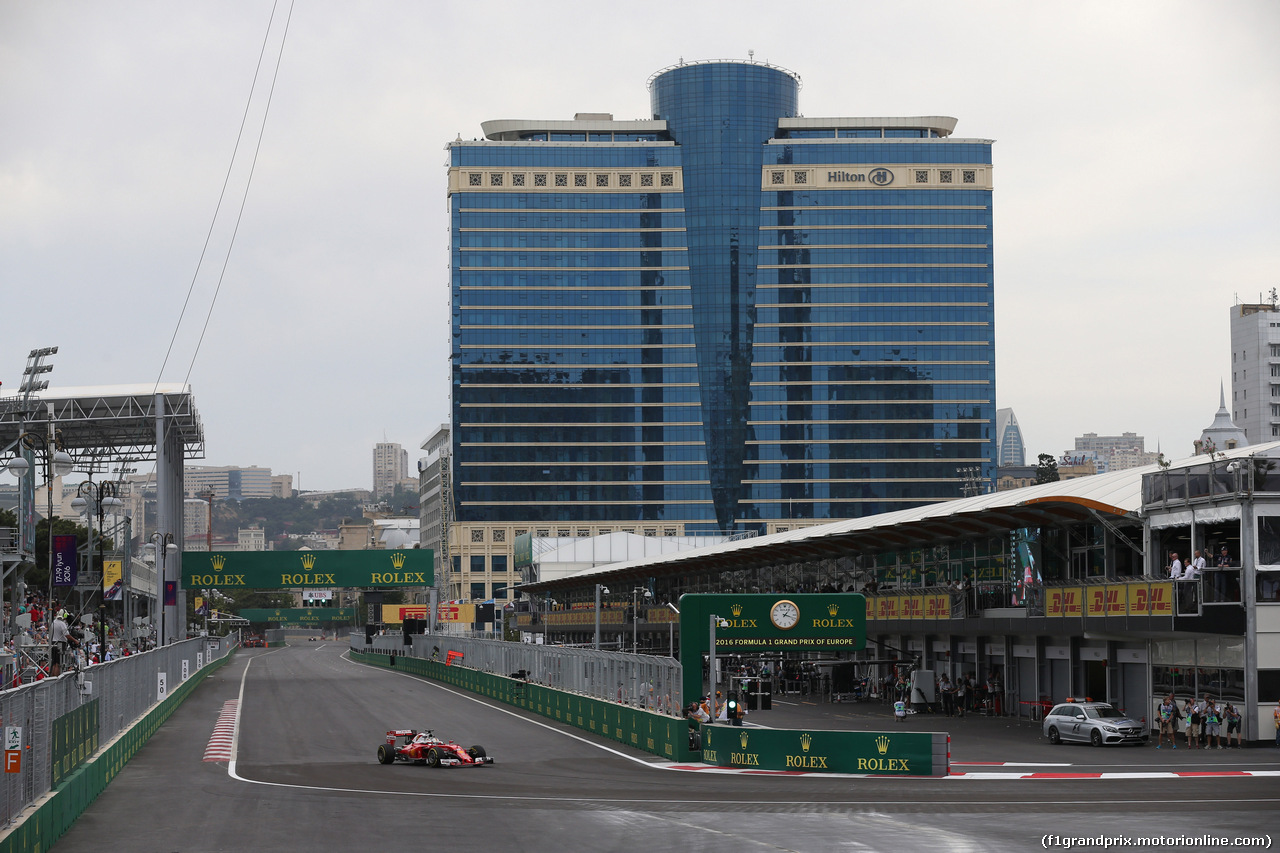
xmin=631 ymin=586 xmax=652 ymax=654
xmin=71 ymin=479 xmax=124 ymax=660
xmin=147 ymin=533 xmax=177 ymax=647
xmin=665 ymin=602 xmax=679 ymax=658
xmin=708 ymin=613 xmax=728 ymax=700
xmin=6 ymin=431 xmax=75 ymax=631
xmin=593 ymin=583 xmax=609 ymax=650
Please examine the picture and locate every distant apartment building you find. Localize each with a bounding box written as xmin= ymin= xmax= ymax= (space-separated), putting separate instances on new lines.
xmin=271 ymin=474 xmax=294 ymax=499
xmin=995 ymin=408 xmax=1026 ymax=466
xmin=373 ymin=442 xmax=409 ymax=498
xmin=1072 ymin=433 xmax=1158 ymax=474
xmin=418 ymin=425 xmax=450 ymax=596
xmin=184 ymin=465 xmax=274 ymax=501
xmin=1230 ymin=300 xmax=1280 ymax=443
xmin=238 ymin=527 xmax=266 ymax=551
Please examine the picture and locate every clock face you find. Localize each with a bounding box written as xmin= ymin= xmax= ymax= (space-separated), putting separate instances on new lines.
xmin=770 ymin=599 xmax=800 ymax=630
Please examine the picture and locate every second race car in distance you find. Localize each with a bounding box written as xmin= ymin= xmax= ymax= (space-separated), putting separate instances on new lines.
xmin=376 ymin=729 xmax=495 ymax=767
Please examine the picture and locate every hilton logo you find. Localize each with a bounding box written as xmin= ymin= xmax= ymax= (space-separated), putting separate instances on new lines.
xmin=868 ymin=167 xmax=894 ymax=186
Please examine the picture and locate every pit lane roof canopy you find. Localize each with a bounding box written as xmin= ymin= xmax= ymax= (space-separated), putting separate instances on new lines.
xmin=520 ymin=442 xmax=1280 ymax=592
xmin=0 ymin=383 xmax=204 ymax=462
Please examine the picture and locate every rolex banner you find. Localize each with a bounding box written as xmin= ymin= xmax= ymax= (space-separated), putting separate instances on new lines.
xmin=698 ymin=725 xmax=942 ymax=776
xmin=182 ymin=550 xmax=433 ymax=590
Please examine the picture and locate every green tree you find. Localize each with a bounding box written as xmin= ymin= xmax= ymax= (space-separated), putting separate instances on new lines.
xmin=1034 ymin=453 xmax=1060 ymax=484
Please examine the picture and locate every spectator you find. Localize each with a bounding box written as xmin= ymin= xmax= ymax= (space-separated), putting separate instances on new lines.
xmin=1203 ymin=699 xmax=1222 ymax=749
xmin=1167 ymin=552 xmax=1183 ymax=580
xmin=987 ymin=668 xmax=1003 ymax=715
xmin=1183 ymin=698 xmax=1200 ymax=749
xmin=50 ymin=610 xmax=72 ymax=677
xmin=954 ymin=676 xmax=967 ymax=718
xmin=1156 ymin=694 xmax=1178 ymax=749
xmin=1224 ymin=703 xmax=1242 ymax=748
xmin=1217 ymin=545 xmax=1232 ymax=568
xmin=1274 ymin=704 xmax=1280 ymax=748
xmin=939 ymin=674 xmax=955 ymax=717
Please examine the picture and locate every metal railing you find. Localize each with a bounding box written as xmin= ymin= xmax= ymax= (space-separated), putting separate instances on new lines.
xmin=355 ymin=633 xmax=684 ymax=716
xmin=0 ymin=635 xmax=236 ymax=827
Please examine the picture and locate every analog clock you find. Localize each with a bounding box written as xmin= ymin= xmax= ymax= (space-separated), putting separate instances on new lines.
xmin=770 ymin=599 xmax=800 ymax=630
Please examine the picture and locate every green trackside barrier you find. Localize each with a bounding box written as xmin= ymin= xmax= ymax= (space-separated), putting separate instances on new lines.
xmin=0 ymin=651 xmax=235 ymax=853
xmin=698 ymin=724 xmax=949 ymax=776
xmin=349 ymin=650 xmax=701 ymax=763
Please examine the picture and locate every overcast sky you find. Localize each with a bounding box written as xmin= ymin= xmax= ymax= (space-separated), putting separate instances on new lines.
xmin=2 ymin=0 xmax=1278 ymax=493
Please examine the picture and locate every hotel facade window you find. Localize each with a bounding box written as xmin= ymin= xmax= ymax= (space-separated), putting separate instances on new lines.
xmin=448 ymin=61 xmax=995 ymax=535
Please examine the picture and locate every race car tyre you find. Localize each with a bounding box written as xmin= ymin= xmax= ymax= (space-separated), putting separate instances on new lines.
xmin=425 ymin=747 xmax=440 ymax=768
xmin=377 ymin=744 xmax=396 ymax=765
xmin=1048 ymin=726 xmax=1061 ymax=745
xmin=467 ymin=745 xmax=487 ymax=759
xmin=1090 ymin=729 xmax=1103 ymax=747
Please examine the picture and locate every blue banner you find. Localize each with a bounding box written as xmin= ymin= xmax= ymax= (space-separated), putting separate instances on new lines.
xmin=52 ymin=534 xmax=77 ymax=586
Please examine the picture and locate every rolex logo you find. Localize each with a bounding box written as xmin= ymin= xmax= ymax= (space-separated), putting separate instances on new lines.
xmin=211 ymin=555 xmax=226 ymax=570
xmin=740 ymin=731 xmax=749 ymax=750
xmin=800 ymin=732 xmax=812 ymax=753
xmin=391 ymin=552 xmax=406 ymax=569
xmin=301 ymin=553 xmax=316 ymax=569
xmin=730 ymin=603 xmax=742 ymax=617
xmin=828 ymin=603 xmax=839 ymax=616
xmin=876 ymin=735 xmax=890 ymax=755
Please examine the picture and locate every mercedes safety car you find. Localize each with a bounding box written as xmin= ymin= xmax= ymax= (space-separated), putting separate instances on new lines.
xmin=376 ymin=729 xmax=495 ymax=767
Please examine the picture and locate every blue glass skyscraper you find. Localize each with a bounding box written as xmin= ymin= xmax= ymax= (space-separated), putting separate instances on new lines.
xmin=449 ymin=60 xmax=995 ymax=536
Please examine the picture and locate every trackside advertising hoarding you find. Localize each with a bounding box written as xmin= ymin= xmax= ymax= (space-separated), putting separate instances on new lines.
xmin=182 ymin=550 xmax=433 ymax=590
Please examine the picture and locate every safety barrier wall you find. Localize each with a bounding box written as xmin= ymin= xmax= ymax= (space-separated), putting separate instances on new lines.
xmin=698 ymin=724 xmax=949 ymax=776
xmin=0 ymin=636 xmax=236 ymax=853
xmin=349 ymin=650 xmax=700 ymax=763
xmin=361 ymin=632 xmax=684 ymax=715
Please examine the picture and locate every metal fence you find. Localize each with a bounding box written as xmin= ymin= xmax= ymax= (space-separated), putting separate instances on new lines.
xmin=0 ymin=634 xmax=236 ymax=827
xmin=355 ymin=633 xmax=684 ymax=716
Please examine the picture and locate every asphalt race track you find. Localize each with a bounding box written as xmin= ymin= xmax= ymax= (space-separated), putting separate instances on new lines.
xmin=52 ymin=644 xmax=1280 ymax=853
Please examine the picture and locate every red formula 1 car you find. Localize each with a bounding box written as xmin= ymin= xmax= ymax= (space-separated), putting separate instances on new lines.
xmin=376 ymin=729 xmax=495 ymax=768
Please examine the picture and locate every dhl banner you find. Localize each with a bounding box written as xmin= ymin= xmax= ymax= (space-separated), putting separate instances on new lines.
xmin=382 ymin=605 xmax=429 ymax=625
xmin=1046 ymin=586 xmax=1084 ymax=617
xmin=645 ymin=607 xmax=679 ymax=624
xmin=864 ymin=594 xmax=952 ymax=621
xmin=924 ymin=594 xmax=951 ymax=620
xmin=1087 ymin=585 xmax=1129 ymax=617
xmin=1127 ymin=582 xmax=1173 ymax=616
xmin=546 ymin=609 xmax=625 ymax=627
xmin=436 ymin=603 xmax=477 ymax=624
xmin=876 ymin=596 xmax=901 ymax=621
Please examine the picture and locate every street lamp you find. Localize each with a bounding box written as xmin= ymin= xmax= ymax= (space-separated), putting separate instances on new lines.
xmin=708 ymin=613 xmax=728 ymax=700
xmin=631 ymin=586 xmax=652 ymax=654
xmin=6 ymin=431 xmax=75 ymax=637
xmin=71 ymin=479 xmax=124 ymax=660
xmin=665 ymin=602 xmax=679 ymax=658
xmin=593 ymin=584 xmax=609 ymax=650
xmin=147 ymin=533 xmax=178 ymax=647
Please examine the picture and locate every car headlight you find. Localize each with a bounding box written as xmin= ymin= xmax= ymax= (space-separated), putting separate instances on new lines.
xmin=1103 ymin=725 xmax=1118 ymax=732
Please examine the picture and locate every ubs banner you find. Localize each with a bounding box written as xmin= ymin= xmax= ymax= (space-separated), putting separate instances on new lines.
xmin=699 ymin=724 xmax=944 ymax=776
xmin=182 ymin=550 xmax=433 ymax=590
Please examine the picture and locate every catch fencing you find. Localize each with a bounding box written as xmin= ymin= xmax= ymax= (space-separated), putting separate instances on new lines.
xmin=0 ymin=635 xmax=236 ymax=828
xmin=358 ymin=633 xmax=684 ymax=716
